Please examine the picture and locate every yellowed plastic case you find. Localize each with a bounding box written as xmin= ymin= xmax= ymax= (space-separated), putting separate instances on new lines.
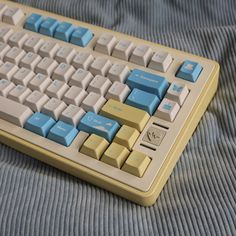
xmin=0 ymin=0 xmax=219 ymax=206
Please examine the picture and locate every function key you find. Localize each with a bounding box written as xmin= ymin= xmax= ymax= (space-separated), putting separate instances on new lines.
xmin=130 ymin=45 xmax=152 ymax=67
xmin=149 ymin=51 xmax=172 ymax=72
xmin=24 ymin=13 xmax=44 ymax=32
xmin=176 ymin=60 xmax=202 ymax=82
xmin=166 ymin=82 xmax=189 ymax=106
xmin=112 ymin=40 xmax=134 ymax=61
xmin=2 ymin=7 xmax=24 ymax=25
xmin=70 ymin=27 xmax=93 ymax=47
xmin=54 ymin=22 xmax=74 ymax=42
xmin=39 ymin=17 xmax=59 ymax=37
xmin=94 ymin=33 xmax=116 ymax=55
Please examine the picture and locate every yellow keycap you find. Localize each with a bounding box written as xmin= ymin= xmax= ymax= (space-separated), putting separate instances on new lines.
xmin=80 ymin=134 xmax=109 ymax=160
xmin=101 ymin=142 xmax=130 ymax=168
xmin=122 ymin=150 xmax=151 ymax=177
xmin=100 ymin=99 xmax=150 ymax=132
xmin=114 ymin=125 xmax=139 ymax=150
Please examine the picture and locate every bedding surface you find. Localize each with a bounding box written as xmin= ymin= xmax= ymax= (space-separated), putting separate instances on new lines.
xmin=0 ymin=0 xmax=236 ymax=235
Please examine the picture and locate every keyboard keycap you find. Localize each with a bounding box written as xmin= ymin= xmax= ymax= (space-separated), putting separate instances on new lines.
xmin=2 ymin=7 xmax=24 ymax=25
xmin=0 ymin=96 xmax=33 ymax=127
xmin=107 ymin=64 xmax=130 ymax=83
xmin=80 ymin=134 xmax=109 ymax=160
xmin=4 ymin=47 xmax=26 ymax=65
xmin=0 ymin=62 xmax=18 ymax=80
xmin=54 ymin=22 xmax=74 ymax=42
xmin=100 ymin=99 xmax=150 ymax=132
xmin=89 ymin=57 xmax=112 ymax=76
xmin=20 ymin=52 xmax=42 ymax=70
xmin=113 ymin=125 xmax=139 ymax=150
xmin=28 ymin=73 xmax=52 ymax=92
xmin=78 ymin=111 xmax=120 ymax=142
xmin=46 ymin=80 xmax=69 ymax=99
xmin=149 ymin=51 xmax=172 ymax=72
xmin=0 ymin=79 xmax=15 ymax=97
xmin=0 ymin=4 xmax=8 ymax=20
xmin=122 ymin=150 xmax=151 ymax=177
xmin=69 ymin=68 xmax=93 ymax=89
xmin=101 ymin=142 xmax=129 ymax=168
xmin=0 ymin=42 xmax=11 ymax=60
xmin=130 ymin=45 xmax=152 ymax=67
xmin=12 ymin=67 xmax=35 ymax=86
xmin=95 ymin=33 xmax=116 ymax=55
xmin=8 ymin=31 xmax=28 ymax=48
xmin=8 ymin=85 xmax=31 ymax=104
xmin=38 ymin=41 xmax=60 ymax=58
xmin=35 ymin=57 xmax=58 ymax=76
xmin=39 ymin=17 xmax=59 ymax=37
xmin=126 ymin=69 xmax=169 ymax=99
xmin=112 ymin=40 xmax=134 ymax=61
xmin=52 ymin=63 xmax=75 ymax=83
xmin=176 ymin=60 xmax=202 ymax=82
xmin=63 ymin=86 xmax=87 ymax=106
xmin=154 ymin=98 xmax=180 ymax=122
xmin=125 ymin=88 xmax=160 ymax=115
xmin=55 ymin=46 xmax=76 ymax=64
xmin=24 ymin=112 xmax=55 ymax=137
xmin=70 ymin=27 xmax=93 ymax=47
xmin=72 ymin=52 xmax=94 ymax=70
xmin=0 ymin=27 xmax=13 ymax=43
xmin=23 ymin=35 xmax=44 ymax=53
xmin=24 ymin=13 xmax=44 ymax=32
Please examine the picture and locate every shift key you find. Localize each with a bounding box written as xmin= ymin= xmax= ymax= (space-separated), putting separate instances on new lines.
xmin=100 ymin=99 xmax=150 ymax=132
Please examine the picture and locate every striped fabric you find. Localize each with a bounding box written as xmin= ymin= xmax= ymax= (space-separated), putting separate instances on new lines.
xmin=0 ymin=0 xmax=235 ymax=235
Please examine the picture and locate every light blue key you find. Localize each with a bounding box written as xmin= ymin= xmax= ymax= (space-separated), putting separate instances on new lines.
xmin=39 ymin=17 xmax=59 ymax=37
xmin=78 ymin=111 xmax=120 ymax=142
xmin=125 ymin=88 xmax=160 ymax=115
xmin=24 ymin=13 xmax=44 ymax=32
xmin=70 ymin=27 xmax=93 ymax=47
xmin=54 ymin=22 xmax=75 ymax=42
xmin=47 ymin=121 xmax=78 ymax=146
xmin=24 ymin=112 xmax=56 ymax=137
xmin=176 ymin=60 xmax=202 ymax=82
xmin=126 ymin=69 xmax=169 ymax=99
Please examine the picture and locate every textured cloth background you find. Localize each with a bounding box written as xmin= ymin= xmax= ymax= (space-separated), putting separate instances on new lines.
xmin=0 ymin=0 xmax=236 ymax=235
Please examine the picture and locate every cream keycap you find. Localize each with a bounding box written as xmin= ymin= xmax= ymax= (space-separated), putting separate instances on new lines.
xmin=52 ymin=63 xmax=75 ymax=83
xmin=114 ymin=125 xmax=139 ymax=150
xmin=8 ymin=31 xmax=28 ymax=48
xmin=46 ymin=79 xmax=69 ymax=99
xmin=0 ymin=79 xmax=15 ymax=97
xmin=122 ymin=150 xmax=151 ymax=177
xmin=0 ymin=62 xmax=18 ymax=80
xmin=23 ymin=35 xmax=44 ymax=53
xmin=20 ymin=52 xmax=42 ymax=70
xmin=0 ymin=4 xmax=8 ymax=20
xmin=95 ymin=33 xmax=116 ymax=55
xmin=0 ymin=27 xmax=13 ymax=43
xmin=130 ymin=45 xmax=152 ymax=67
xmin=0 ymin=42 xmax=10 ymax=60
xmin=12 ymin=67 xmax=35 ymax=86
xmin=62 ymin=86 xmax=87 ymax=106
xmin=55 ymin=46 xmax=76 ymax=64
xmin=69 ymin=68 xmax=93 ymax=89
xmin=28 ymin=73 xmax=52 ymax=92
xmin=149 ymin=51 xmax=172 ymax=72
xmin=101 ymin=142 xmax=129 ymax=168
xmin=4 ymin=47 xmax=26 ymax=65
xmin=2 ymin=7 xmax=24 ymax=25
xmin=8 ymin=85 xmax=31 ymax=104
xmin=72 ymin=52 xmax=94 ymax=70
xmin=100 ymin=99 xmax=150 ymax=132
xmin=80 ymin=134 xmax=109 ymax=160
xmin=107 ymin=64 xmax=130 ymax=83
xmin=112 ymin=40 xmax=134 ymax=61
xmin=0 ymin=96 xmax=33 ymax=127
xmin=35 ymin=57 xmax=58 ymax=76
xmin=89 ymin=57 xmax=112 ymax=76
xmin=38 ymin=41 xmax=60 ymax=58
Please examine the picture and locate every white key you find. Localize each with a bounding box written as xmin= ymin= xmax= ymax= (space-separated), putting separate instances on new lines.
xmin=0 ymin=62 xmax=18 ymax=80
xmin=52 ymin=63 xmax=75 ymax=83
xmin=42 ymin=98 xmax=67 ymax=120
xmin=0 ymin=42 xmax=10 ymax=60
xmin=12 ymin=67 xmax=35 ymax=86
xmin=23 ymin=36 xmax=44 ymax=53
xmin=35 ymin=57 xmax=58 ymax=76
xmin=72 ymin=52 xmax=94 ymax=70
xmin=0 ymin=27 xmax=13 ymax=43
xmin=0 ymin=96 xmax=33 ymax=127
xmin=28 ymin=73 xmax=52 ymax=92
xmin=95 ymin=33 xmax=117 ymax=55
xmin=0 ymin=79 xmax=15 ymax=97
xmin=69 ymin=69 xmax=93 ymax=89
xmin=63 ymin=86 xmax=87 ymax=106
xmin=89 ymin=57 xmax=112 ymax=76
xmin=19 ymin=52 xmax=42 ymax=71
xmin=60 ymin=105 xmax=85 ymax=126
xmin=0 ymin=4 xmax=8 ymax=20
xmin=8 ymin=85 xmax=31 ymax=104
xmin=87 ymin=75 xmax=112 ymax=96
xmin=2 ymin=7 xmax=24 ymax=25
xmin=130 ymin=45 xmax=152 ymax=67
xmin=107 ymin=64 xmax=130 ymax=82
xmin=8 ymin=32 xmax=28 ymax=48
xmin=4 ymin=47 xmax=26 ymax=65
xmin=155 ymin=98 xmax=180 ymax=122
xmin=54 ymin=46 xmax=76 ymax=64
xmin=38 ymin=41 xmax=60 ymax=58
xmin=46 ymin=80 xmax=69 ymax=99
xmin=149 ymin=51 xmax=172 ymax=72
xmin=166 ymin=82 xmax=189 ymax=106
xmin=105 ymin=81 xmax=131 ymax=102
xmin=24 ymin=90 xmax=49 ymax=112
xmin=81 ymin=92 xmax=106 ymax=113
xmin=112 ymin=40 xmax=134 ymax=61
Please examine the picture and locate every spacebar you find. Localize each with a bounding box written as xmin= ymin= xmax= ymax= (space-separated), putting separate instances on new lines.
xmin=0 ymin=96 xmax=33 ymax=127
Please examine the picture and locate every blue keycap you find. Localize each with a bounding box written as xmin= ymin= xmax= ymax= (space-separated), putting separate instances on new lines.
xmin=24 ymin=13 xmax=44 ymax=32
xmin=78 ymin=111 xmax=120 ymax=142
xmin=176 ymin=60 xmax=202 ymax=82
xmin=125 ymin=88 xmax=160 ymax=115
xmin=70 ymin=27 xmax=93 ymax=47
xmin=39 ymin=17 xmax=59 ymax=37
xmin=24 ymin=112 xmax=56 ymax=137
xmin=54 ymin=22 xmax=75 ymax=42
xmin=126 ymin=69 xmax=169 ymax=99
xmin=47 ymin=121 xmax=78 ymax=146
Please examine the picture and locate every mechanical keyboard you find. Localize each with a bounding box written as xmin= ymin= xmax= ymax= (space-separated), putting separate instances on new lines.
xmin=0 ymin=0 xmax=219 ymax=206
